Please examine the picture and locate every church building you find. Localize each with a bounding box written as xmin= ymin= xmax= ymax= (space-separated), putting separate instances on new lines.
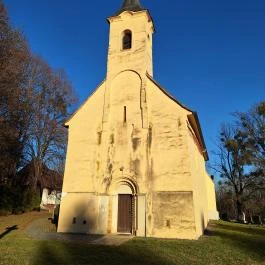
xmin=57 ymin=0 xmax=219 ymax=239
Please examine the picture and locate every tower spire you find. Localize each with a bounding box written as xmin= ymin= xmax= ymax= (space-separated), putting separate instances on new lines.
xmin=116 ymin=0 xmax=144 ymax=15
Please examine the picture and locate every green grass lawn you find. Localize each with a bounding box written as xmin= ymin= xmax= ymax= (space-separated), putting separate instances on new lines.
xmin=0 ymin=212 xmax=265 ymax=265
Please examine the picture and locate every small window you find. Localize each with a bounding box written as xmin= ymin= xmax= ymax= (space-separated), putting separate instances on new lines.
xmin=122 ymin=30 xmax=132 ymax=50
xmin=124 ymin=106 xmax=127 ymax=123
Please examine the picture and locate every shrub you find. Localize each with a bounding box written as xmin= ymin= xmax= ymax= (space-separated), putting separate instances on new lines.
xmin=0 ymin=185 xmax=41 ymax=215
xmin=12 ymin=187 xmax=41 ymax=214
xmin=0 ymin=185 xmax=13 ymax=215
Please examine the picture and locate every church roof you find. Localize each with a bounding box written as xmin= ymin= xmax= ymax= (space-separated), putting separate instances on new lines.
xmin=115 ymin=0 xmax=145 ymax=15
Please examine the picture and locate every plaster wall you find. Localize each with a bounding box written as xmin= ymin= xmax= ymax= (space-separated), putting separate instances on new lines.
xmin=152 ymin=192 xmax=196 ymax=239
xmin=62 ymin=82 xmax=106 ymax=193
xmin=58 ymin=193 xmax=101 ymax=234
xmin=146 ymin=79 xmax=193 ymax=192
xmin=187 ymin=123 xmax=211 ymax=238
xmin=206 ymin=176 xmax=219 ymax=220
xmin=145 ymin=78 xmax=197 ymax=238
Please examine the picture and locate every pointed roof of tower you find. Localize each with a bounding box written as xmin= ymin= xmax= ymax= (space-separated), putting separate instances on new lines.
xmin=110 ymin=0 xmax=155 ymax=31
xmin=115 ymin=0 xmax=145 ymax=15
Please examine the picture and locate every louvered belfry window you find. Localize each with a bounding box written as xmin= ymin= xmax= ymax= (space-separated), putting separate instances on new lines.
xmin=123 ymin=30 xmax=132 ymax=50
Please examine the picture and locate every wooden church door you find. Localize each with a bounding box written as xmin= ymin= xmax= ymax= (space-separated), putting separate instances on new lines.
xmin=117 ymin=194 xmax=132 ymax=233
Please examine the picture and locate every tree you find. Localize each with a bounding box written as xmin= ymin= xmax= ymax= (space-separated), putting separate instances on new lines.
xmin=213 ymin=102 xmax=265 ymax=222
xmin=213 ymin=125 xmax=255 ymax=221
xmin=0 ymin=1 xmax=77 ymax=214
xmin=244 ymin=189 xmax=265 ymax=222
xmin=216 ymin=181 xmax=237 ymax=220
xmin=18 ymin=55 xmax=76 ymax=194
xmin=0 ymin=0 xmax=31 ymax=184
xmin=235 ymin=102 xmax=265 ymax=221
xmin=236 ymin=102 xmax=265 ymax=177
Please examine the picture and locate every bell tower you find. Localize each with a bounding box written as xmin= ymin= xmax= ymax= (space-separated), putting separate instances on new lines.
xmin=106 ymin=0 xmax=155 ymax=79
xmin=102 ymin=0 xmax=155 ymax=129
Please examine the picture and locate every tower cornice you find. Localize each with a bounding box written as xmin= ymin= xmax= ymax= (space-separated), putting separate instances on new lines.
xmin=108 ymin=0 xmax=155 ymax=32
xmin=107 ymin=9 xmax=155 ymax=33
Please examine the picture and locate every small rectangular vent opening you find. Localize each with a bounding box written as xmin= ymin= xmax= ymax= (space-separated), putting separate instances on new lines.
xmin=124 ymin=106 xmax=127 ymax=123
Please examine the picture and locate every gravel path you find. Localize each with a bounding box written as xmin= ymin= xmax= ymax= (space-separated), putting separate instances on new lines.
xmin=26 ymin=217 xmax=133 ymax=246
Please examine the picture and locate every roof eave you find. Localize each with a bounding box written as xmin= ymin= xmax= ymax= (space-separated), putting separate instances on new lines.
xmin=146 ymin=73 xmax=192 ymax=112
xmin=188 ymin=113 xmax=209 ymax=161
xmin=63 ymin=79 xmax=106 ymax=128
xmin=146 ymin=74 xmax=208 ymax=161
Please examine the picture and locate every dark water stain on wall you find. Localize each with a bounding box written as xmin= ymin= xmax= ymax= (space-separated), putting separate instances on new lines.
xmin=130 ymin=158 xmax=141 ymax=177
xmin=148 ymin=125 xmax=152 ymax=148
xmin=132 ymin=137 xmax=141 ymax=151
xmin=110 ymin=134 xmax=115 ymax=144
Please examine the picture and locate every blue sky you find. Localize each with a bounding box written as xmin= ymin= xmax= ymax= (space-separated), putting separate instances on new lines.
xmin=4 ymin=0 xmax=265 ymax=174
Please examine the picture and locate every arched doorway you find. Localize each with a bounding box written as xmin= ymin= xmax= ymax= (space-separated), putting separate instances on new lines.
xmin=109 ymin=179 xmax=138 ymax=235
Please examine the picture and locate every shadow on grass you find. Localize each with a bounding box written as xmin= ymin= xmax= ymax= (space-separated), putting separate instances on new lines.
xmin=0 ymin=225 xmax=18 ymax=239
xmin=213 ymin=227 xmax=265 ymax=262
xmin=31 ymin=240 xmax=174 ymax=265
